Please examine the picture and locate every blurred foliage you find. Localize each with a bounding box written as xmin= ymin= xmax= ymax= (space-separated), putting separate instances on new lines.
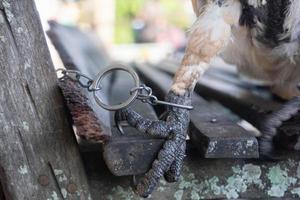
xmin=159 ymin=0 xmax=189 ymax=28
xmin=115 ymin=0 xmax=145 ymax=43
xmin=115 ymin=0 xmax=189 ymax=43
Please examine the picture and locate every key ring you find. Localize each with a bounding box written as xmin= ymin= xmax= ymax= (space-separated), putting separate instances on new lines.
xmin=57 ymin=64 xmax=193 ymax=111
xmin=90 ymin=64 xmax=140 ymax=111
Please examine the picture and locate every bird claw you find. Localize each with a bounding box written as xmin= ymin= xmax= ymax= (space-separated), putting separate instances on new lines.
xmin=259 ymin=96 xmax=300 ymax=159
xmin=113 ymin=91 xmax=192 ymax=197
xmin=114 ymin=109 xmax=129 ymax=135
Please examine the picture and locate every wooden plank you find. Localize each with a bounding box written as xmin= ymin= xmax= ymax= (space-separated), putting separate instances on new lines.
xmin=0 ymin=1 xmax=91 ymax=199
xmin=135 ymin=63 xmax=259 ymax=158
xmin=154 ymin=60 xmax=281 ymax=129
xmin=85 ymin=149 xmax=300 ymax=200
xmin=47 ymin=21 xmax=112 ymax=145
xmin=155 ymin=60 xmax=300 ymax=150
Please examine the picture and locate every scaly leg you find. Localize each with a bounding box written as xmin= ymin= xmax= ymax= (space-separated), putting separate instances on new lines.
xmin=116 ymin=0 xmax=241 ymax=197
xmin=259 ymin=97 xmax=300 ymax=158
xmin=164 ymin=141 xmax=186 ymax=182
xmin=115 ymin=108 xmax=171 ymax=138
xmin=134 ymin=138 xmax=178 ymax=197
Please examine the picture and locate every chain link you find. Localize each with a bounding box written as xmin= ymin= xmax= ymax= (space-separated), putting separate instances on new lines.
xmin=56 ymin=68 xmax=193 ymax=110
xmin=56 ymin=69 xmax=101 ymax=91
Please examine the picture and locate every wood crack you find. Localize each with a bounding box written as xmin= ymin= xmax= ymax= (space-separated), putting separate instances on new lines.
xmin=0 ymin=8 xmax=19 ymax=56
xmin=0 ymin=165 xmax=10 ymax=200
xmin=48 ymin=162 xmax=66 ymax=199
xmin=16 ymin=128 xmax=34 ymax=176
xmin=0 ymin=1 xmax=3 ymax=10
xmin=23 ymin=83 xmax=40 ymax=121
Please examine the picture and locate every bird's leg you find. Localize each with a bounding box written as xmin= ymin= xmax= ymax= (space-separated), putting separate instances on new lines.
xmin=259 ymin=97 xmax=300 ymax=158
xmin=170 ymin=0 xmax=239 ymax=96
xmin=115 ymin=0 xmax=241 ymax=197
xmin=134 ymin=137 xmax=178 ymax=197
xmin=164 ymin=141 xmax=186 ymax=182
xmin=115 ymin=108 xmax=171 ymax=138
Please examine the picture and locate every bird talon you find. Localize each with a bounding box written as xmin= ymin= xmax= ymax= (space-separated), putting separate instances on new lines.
xmin=114 ymin=109 xmax=129 ymax=135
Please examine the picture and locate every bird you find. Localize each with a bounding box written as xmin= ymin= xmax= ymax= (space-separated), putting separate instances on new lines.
xmin=116 ymin=0 xmax=300 ymax=197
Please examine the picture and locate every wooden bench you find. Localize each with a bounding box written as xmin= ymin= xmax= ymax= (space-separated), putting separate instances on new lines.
xmin=48 ymin=22 xmax=300 ymax=199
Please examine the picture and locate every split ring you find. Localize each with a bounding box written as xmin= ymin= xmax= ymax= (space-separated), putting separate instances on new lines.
xmin=91 ymin=64 xmax=140 ymax=111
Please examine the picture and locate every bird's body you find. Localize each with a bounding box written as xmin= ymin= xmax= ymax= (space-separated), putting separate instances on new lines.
xmin=189 ymin=0 xmax=300 ymax=99
xmin=118 ymin=1 xmax=300 ymax=197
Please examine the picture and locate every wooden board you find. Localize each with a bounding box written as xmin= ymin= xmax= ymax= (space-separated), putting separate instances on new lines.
xmin=84 ymin=149 xmax=300 ymax=200
xmin=47 ymin=21 xmax=112 ymax=145
xmin=155 ymin=60 xmax=281 ymax=129
xmin=134 ymin=63 xmax=259 ymax=158
xmin=0 ymin=1 xmax=91 ymax=199
xmin=154 ymin=60 xmax=300 ymax=150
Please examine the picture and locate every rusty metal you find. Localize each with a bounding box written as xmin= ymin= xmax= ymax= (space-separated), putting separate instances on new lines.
xmin=38 ymin=175 xmax=49 ymax=186
xmin=67 ymin=183 xmax=77 ymax=194
xmin=58 ymin=79 xmax=109 ymax=142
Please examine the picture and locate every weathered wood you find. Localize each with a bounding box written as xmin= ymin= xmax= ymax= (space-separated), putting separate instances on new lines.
xmin=0 ymin=175 xmax=6 ymax=200
xmin=155 ymin=60 xmax=300 ymax=150
xmin=47 ymin=21 xmax=112 ymax=145
xmin=135 ymin=63 xmax=259 ymax=158
xmin=0 ymin=1 xmax=91 ymax=199
xmin=87 ymin=149 xmax=300 ymax=200
xmin=156 ymin=60 xmax=281 ymax=128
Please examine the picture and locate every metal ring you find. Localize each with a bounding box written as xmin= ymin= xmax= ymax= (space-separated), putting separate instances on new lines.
xmin=91 ymin=64 xmax=140 ymax=111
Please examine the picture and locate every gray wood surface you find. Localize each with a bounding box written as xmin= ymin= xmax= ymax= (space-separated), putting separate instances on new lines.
xmin=154 ymin=60 xmax=300 ymax=150
xmin=155 ymin=60 xmax=282 ymax=128
xmin=0 ymin=1 xmax=91 ymax=199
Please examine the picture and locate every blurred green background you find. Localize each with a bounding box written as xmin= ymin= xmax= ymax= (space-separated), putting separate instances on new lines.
xmin=115 ymin=0 xmax=190 ymax=43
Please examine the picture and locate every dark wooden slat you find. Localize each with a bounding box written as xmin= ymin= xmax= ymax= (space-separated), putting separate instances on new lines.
xmin=84 ymin=148 xmax=300 ymax=200
xmin=155 ymin=60 xmax=300 ymax=150
xmin=135 ymin=63 xmax=259 ymax=158
xmin=153 ymin=61 xmax=281 ymax=129
xmin=0 ymin=2 xmax=91 ymax=199
xmin=47 ymin=21 xmax=112 ymax=144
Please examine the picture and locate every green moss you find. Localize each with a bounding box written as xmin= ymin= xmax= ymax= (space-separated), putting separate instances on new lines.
xmin=267 ymin=166 xmax=297 ymax=197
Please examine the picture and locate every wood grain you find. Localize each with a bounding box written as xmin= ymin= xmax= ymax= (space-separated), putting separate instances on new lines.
xmin=0 ymin=0 xmax=91 ymax=199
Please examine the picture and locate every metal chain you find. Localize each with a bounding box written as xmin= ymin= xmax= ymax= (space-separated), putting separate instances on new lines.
xmin=56 ymin=69 xmax=101 ymax=91
xmin=56 ymin=67 xmax=193 ymax=111
xmin=130 ymin=85 xmax=193 ymax=110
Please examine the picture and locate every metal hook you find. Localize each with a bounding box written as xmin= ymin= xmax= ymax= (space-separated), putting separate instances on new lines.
xmin=115 ymin=117 xmax=129 ymax=135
